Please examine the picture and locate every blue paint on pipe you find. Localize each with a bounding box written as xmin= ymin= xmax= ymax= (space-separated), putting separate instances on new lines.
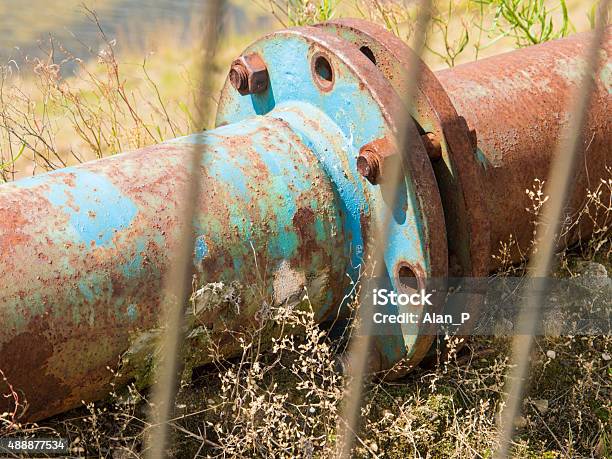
xmin=210 ymin=162 xmax=250 ymax=199
xmin=211 ymin=30 xmax=442 ymax=369
xmin=121 ymin=239 xmax=146 ymax=278
xmin=267 ymin=103 xmax=366 ymax=273
xmin=1 ymin=30 xmax=434 ymax=388
xmin=15 ymin=169 xmax=137 ymax=248
xmin=195 ymin=236 xmax=209 ymax=263
xmin=216 ymin=35 xmax=386 ymax=153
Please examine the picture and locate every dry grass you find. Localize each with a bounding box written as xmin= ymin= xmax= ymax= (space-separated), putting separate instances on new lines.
xmin=2 ymin=268 xmax=609 ymax=457
xmin=0 ymin=8 xmax=250 ymax=181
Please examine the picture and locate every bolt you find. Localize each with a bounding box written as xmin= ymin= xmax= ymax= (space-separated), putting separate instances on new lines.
xmin=421 ymin=132 xmax=442 ymax=161
xmin=229 ymin=64 xmax=249 ymax=93
xmin=229 ymin=53 xmax=269 ymax=96
xmin=357 ymin=149 xmax=382 ymax=183
xmin=357 ymin=137 xmax=398 ymax=185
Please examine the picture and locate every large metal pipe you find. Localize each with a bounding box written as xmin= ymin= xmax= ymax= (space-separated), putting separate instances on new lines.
xmin=0 ymin=22 xmax=609 ymax=422
xmin=0 ymin=110 xmax=352 ymax=420
xmin=1 ymin=26 xmax=446 ymax=421
xmin=436 ymin=30 xmax=611 ymax=269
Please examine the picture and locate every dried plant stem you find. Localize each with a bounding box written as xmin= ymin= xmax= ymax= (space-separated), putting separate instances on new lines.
xmin=145 ymin=2 xmax=224 ymax=459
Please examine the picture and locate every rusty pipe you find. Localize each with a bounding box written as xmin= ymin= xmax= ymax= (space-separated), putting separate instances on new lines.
xmin=435 ymin=30 xmax=611 ymax=270
xmin=321 ymin=20 xmax=610 ymax=279
xmin=0 ymin=109 xmax=356 ymax=421
xmin=1 ymin=26 xmax=447 ymax=421
xmin=0 ymin=22 xmax=610 ymax=422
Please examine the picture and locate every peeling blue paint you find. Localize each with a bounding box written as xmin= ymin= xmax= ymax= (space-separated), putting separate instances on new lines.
xmin=195 ymin=236 xmax=209 ymax=263
xmin=213 ymin=31 xmax=438 ymax=368
xmin=16 ymin=169 xmax=137 ymax=248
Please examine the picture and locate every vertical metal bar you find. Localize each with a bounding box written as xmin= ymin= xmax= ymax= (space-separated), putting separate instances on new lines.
xmin=336 ymin=2 xmax=433 ymax=457
xmin=145 ymin=2 xmax=224 ymax=458
xmin=494 ymin=2 xmax=610 ymax=457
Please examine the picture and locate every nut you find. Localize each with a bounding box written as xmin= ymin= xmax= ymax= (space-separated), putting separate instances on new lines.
xmin=357 ymin=137 xmax=398 ymax=185
xmin=357 ymin=150 xmax=381 ymax=184
xmin=229 ymin=53 xmax=269 ymax=96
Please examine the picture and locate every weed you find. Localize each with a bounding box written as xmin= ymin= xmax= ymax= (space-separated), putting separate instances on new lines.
xmin=256 ymin=0 xmax=338 ymax=27
xmin=0 ymin=8 xmax=201 ymax=181
xmin=483 ymin=0 xmax=571 ymax=48
xmin=428 ymin=0 xmax=471 ymax=66
xmin=354 ymin=0 xmax=578 ymax=68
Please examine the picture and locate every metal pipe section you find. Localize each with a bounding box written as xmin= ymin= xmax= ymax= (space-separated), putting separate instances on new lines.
xmin=0 ymin=22 xmax=609 ymax=422
xmin=436 ymin=29 xmax=611 ymax=269
xmin=0 ymin=107 xmax=353 ymax=421
xmin=1 ymin=23 xmax=446 ymax=421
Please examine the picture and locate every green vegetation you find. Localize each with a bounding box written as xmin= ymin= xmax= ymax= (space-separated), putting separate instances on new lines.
xmin=485 ymin=0 xmax=571 ymax=47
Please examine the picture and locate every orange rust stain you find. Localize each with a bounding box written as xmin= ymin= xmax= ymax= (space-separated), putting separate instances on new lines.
xmin=0 ymin=207 xmax=31 ymax=253
xmin=61 ymin=173 xmax=76 ymax=187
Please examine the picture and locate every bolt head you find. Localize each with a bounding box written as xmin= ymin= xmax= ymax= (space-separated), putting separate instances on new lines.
xmin=230 ymin=53 xmax=269 ymax=96
xmin=357 ymin=137 xmax=398 ymax=185
xmin=357 ymin=152 xmax=380 ymax=184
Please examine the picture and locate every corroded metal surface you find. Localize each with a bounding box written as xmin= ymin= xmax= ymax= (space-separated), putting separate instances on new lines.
xmin=215 ymin=26 xmax=449 ymax=374
xmin=436 ymin=28 xmax=612 ymax=269
xmin=357 ymin=137 xmax=400 ymax=185
xmin=0 ymin=20 xmax=609 ymax=423
xmin=319 ymin=19 xmax=491 ymax=279
xmin=320 ymin=21 xmax=611 ymax=364
xmin=318 ymin=19 xmax=488 ymax=370
xmin=0 ymin=24 xmax=447 ymax=421
xmin=0 ymin=116 xmax=347 ymax=421
xmin=229 ymin=52 xmax=269 ymax=95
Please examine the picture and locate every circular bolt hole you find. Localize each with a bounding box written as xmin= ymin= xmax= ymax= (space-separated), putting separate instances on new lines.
xmin=359 ymin=46 xmax=376 ymax=65
xmin=397 ymin=264 xmax=419 ymax=292
xmin=312 ymin=54 xmax=334 ymax=91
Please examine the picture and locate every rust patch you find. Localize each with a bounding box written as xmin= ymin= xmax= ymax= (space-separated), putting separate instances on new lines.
xmin=0 ymin=328 xmax=70 ymax=419
xmin=0 ymin=206 xmax=32 ymax=254
xmin=292 ymin=206 xmax=317 ymax=266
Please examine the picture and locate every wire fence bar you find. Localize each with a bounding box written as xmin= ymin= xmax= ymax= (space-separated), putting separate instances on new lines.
xmin=494 ymin=3 xmax=610 ymax=457
xmin=336 ymin=2 xmax=434 ymax=457
xmin=145 ymin=2 xmax=224 ymax=458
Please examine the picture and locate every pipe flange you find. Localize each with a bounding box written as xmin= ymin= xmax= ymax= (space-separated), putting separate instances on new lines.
xmin=317 ymin=19 xmax=492 ymax=369
xmin=318 ymin=18 xmax=490 ymax=279
xmin=216 ymin=25 xmax=448 ymax=373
